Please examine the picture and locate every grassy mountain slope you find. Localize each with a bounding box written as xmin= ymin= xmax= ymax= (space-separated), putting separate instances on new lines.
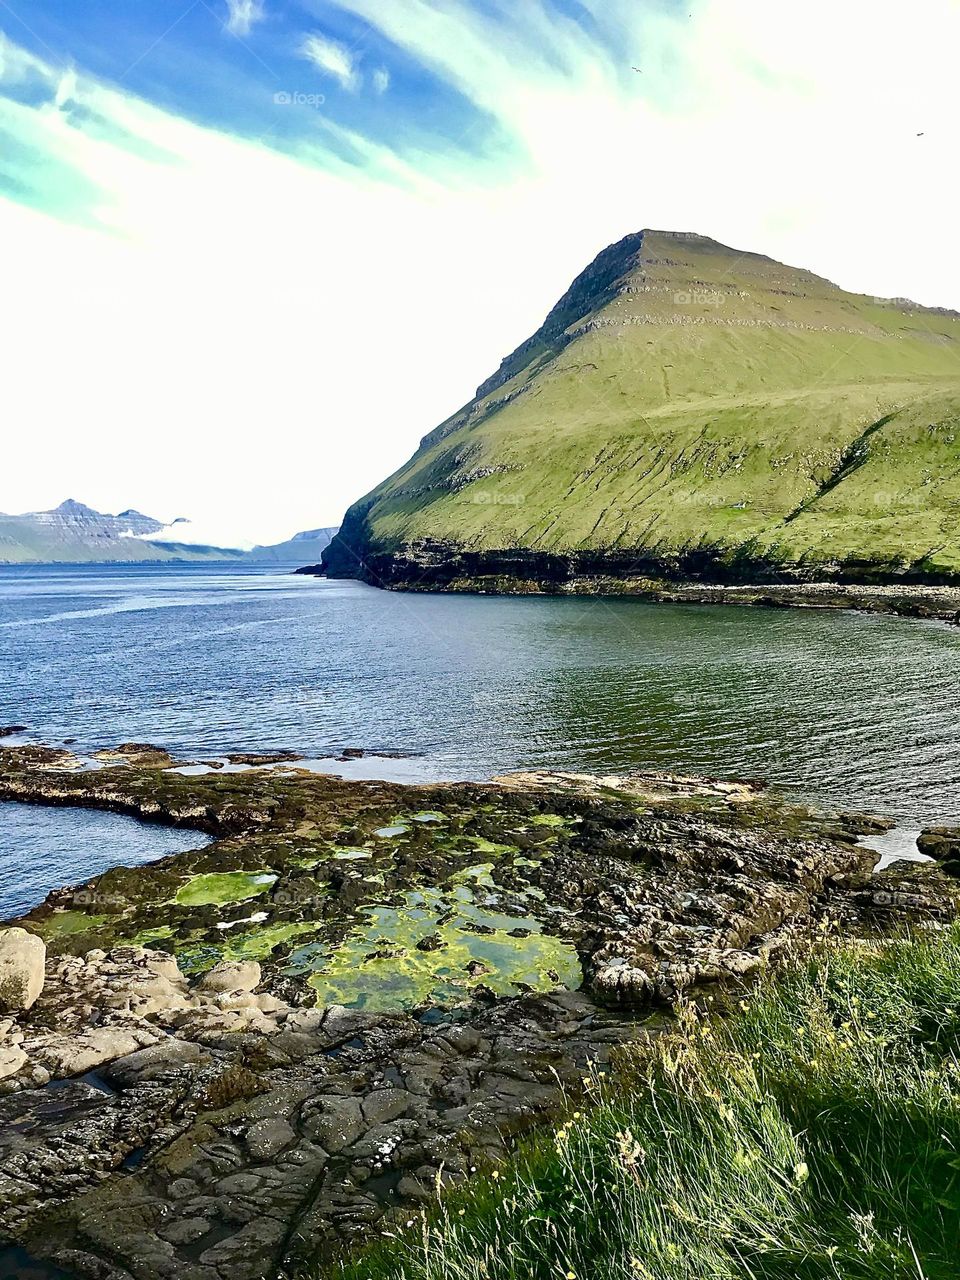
xmin=324 ymin=231 xmax=960 ymax=585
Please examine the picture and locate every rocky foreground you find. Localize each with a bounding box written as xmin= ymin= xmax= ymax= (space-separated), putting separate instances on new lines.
xmin=0 ymin=745 xmax=957 ymax=1280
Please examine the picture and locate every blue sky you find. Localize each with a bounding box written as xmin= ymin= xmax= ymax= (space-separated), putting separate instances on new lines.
xmin=1 ymin=0 xmax=958 ymax=544
xmin=2 ymin=0 xmax=499 ymax=171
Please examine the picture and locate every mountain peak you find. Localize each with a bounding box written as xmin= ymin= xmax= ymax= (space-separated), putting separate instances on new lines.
xmin=54 ymin=498 xmax=98 ymax=517
xmin=474 ymin=231 xmax=645 ymax=401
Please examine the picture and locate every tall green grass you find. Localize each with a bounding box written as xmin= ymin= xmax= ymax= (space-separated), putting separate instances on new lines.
xmin=322 ymin=926 xmax=960 ymax=1280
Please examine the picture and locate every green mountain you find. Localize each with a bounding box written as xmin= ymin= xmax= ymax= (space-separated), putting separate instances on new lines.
xmin=324 ymin=230 xmax=960 ymax=588
xmin=0 ymin=500 xmax=337 ymax=565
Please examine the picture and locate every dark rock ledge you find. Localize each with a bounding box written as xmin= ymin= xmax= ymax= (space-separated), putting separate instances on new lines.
xmin=0 ymin=746 xmax=956 ymax=1280
xmin=302 ymin=541 xmax=960 ymax=625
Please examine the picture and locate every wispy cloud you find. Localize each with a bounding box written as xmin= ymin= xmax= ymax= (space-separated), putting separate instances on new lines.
xmin=372 ymin=67 xmax=390 ymax=95
xmin=299 ymin=32 xmax=360 ymax=92
xmin=224 ymin=0 xmax=266 ymax=38
xmin=133 ymin=518 xmax=255 ymax=550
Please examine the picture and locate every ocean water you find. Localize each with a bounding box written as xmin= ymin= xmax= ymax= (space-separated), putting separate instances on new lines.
xmin=2 ymin=562 xmax=959 ymax=912
xmin=0 ymin=803 xmax=210 ymax=918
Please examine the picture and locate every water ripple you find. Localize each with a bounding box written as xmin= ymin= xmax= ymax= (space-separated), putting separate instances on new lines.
xmin=1 ymin=564 xmax=959 ymax=826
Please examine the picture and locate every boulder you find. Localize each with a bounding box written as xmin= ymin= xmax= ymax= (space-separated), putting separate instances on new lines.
xmin=102 ymin=1037 xmax=205 ymax=1087
xmin=245 ymin=1116 xmax=296 ymax=1160
xmin=197 ymin=961 xmax=262 ymax=994
xmin=0 ymin=928 xmax=45 ymax=1012
xmin=31 ymin=1024 xmax=160 ymax=1077
xmin=302 ymin=1096 xmax=365 ymax=1153
xmin=0 ymin=1043 xmax=27 ymax=1080
xmin=917 ymin=827 xmax=960 ymax=868
xmin=362 ymin=1089 xmax=412 ymax=1125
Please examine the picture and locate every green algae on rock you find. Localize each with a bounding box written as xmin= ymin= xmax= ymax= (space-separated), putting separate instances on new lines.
xmin=173 ymin=919 xmax=321 ymax=976
xmin=3 ymin=744 xmax=957 ymax=1017
xmin=34 ymin=909 xmax=109 ymax=938
xmin=173 ymin=871 xmax=278 ymax=908
xmin=304 ymin=889 xmax=581 ymax=1011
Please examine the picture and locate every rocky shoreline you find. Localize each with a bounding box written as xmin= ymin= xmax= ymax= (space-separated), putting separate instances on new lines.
xmin=302 ymin=547 xmax=960 ymax=625
xmin=1 ymin=746 xmax=958 ymax=1280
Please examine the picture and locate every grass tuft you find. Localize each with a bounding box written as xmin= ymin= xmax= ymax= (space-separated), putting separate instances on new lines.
xmin=318 ymin=925 xmax=960 ymax=1280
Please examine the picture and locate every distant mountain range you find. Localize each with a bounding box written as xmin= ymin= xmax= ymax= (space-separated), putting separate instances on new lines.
xmin=0 ymin=500 xmax=338 ymax=565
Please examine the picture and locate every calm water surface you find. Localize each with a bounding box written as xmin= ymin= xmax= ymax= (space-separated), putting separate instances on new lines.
xmin=2 ymin=562 xmax=959 ymax=910
xmin=0 ymin=804 xmax=210 ymax=917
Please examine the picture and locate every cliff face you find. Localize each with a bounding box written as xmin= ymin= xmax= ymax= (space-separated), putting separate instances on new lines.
xmin=324 ymin=229 xmax=960 ymax=588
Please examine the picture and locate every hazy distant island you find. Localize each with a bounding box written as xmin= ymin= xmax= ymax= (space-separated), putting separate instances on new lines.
xmin=0 ymin=498 xmax=338 ymax=566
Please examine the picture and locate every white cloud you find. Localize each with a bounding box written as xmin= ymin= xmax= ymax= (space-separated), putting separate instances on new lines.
xmin=372 ymin=67 xmax=390 ymax=95
xmin=1 ymin=1 xmax=959 ymax=544
xmin=131 ymin=519 xmax=256 ymax=551
xmin=300 ymin=33 xmax=361 ymax=91
xmin=224 ymin=0 xmax=266 ymax=38
xmin=53 ymin=68 xmax=78 ymax=110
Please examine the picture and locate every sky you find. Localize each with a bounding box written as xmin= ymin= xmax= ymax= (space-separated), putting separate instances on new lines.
xmin=1 ymin=0 xmax=958 ymax=547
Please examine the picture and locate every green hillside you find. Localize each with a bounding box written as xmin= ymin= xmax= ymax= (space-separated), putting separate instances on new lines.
xmin=324 ymin=230 xmax=960 ymax=586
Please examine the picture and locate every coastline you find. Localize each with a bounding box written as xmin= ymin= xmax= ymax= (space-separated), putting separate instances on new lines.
xmin=2 ymin=745 xmax=956 ymax=1279
xmin=303 ymin=562 xmax=960 ymax=626
xmin=311 ymin=527 xmax=960 ymax=623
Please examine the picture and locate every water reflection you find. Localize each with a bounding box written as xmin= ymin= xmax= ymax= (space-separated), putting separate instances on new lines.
xmin=1 ymin=566 xmax=959 ymax=828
